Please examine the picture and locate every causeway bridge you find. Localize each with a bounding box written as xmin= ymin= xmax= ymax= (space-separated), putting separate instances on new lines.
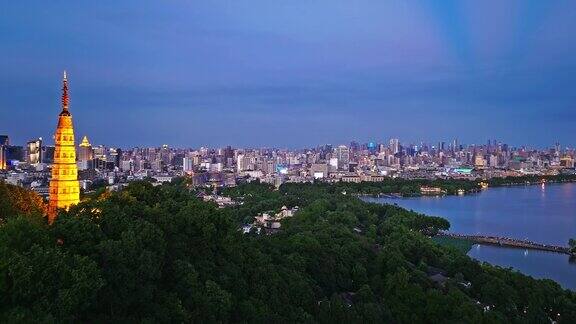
xmin=438 ymin=232 xmax=572 ymax=255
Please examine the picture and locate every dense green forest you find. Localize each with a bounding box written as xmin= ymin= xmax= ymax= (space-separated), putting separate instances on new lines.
xmin=301 ymin=174 xmax=576 ymax=199
xmin=431 ymin=236 xmax=475 ymax=254
xmin=323 ymin=178 xmax=481 ymax=196
xmin=0 ymin=181 xmax=45 ymax=225
xmin=1 ymin=179 xmax=576 ymax=323
xmin=487 ymin=174 xmax=576 ymax=187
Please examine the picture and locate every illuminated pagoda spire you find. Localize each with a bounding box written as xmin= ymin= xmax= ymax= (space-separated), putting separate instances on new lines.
xmin=48 ymin=71 xmax=80 ymax=223
xmin=61 ymin=70 xmax=70 ymax=115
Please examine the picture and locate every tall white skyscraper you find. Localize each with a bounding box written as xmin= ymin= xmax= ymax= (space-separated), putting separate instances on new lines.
xmin=183 ymin=157 xmax=194 ymax=173
xmin=335 ymin=145 xmax=350 ymax=170
xmin=389 ymin=138 xmax=400 ymax=154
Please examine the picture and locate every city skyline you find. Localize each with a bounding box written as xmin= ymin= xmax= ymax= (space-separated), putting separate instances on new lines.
xmin=3 ymin=70 xmax=572 ymax=199
xmin=2 ymin=1 xmax=576 ymax=147
xmin=1 ymin=129 xmax=572 ymax=152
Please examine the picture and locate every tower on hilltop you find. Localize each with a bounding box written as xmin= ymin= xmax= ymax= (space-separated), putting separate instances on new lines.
xmin=48 ymin=71 xmax=80 ymax=222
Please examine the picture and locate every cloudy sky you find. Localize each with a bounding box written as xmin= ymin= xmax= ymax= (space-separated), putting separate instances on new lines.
xmin=1 ymin=0 xmax=575 ymax=148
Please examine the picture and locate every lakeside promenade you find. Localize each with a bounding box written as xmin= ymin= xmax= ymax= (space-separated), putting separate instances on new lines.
xmin=439 ymin=232 xmax=572 ymax=255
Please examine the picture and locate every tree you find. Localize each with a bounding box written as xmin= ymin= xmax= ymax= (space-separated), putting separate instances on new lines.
xmin=0 ymin=215 xmax=103 ymax=322
xmin=0 ymin=181 xmax=45 ymax=224
xmin=1 ymin=180 xmax=576 ymax=322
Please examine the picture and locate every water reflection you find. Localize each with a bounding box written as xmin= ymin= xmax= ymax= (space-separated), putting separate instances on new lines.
xmin=363 ymin=183 xmax=576 ymax=246
xmin=468 ymin=244 xmax=576 ymax=290
xmin=363 ymin=183 xmax=576 ymax=290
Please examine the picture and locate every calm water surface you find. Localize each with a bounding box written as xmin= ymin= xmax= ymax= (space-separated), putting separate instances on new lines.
xmin=363 ymin=183 xmax=576 ymax=290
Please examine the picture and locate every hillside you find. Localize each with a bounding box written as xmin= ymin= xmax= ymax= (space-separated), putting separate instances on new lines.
xmin=1 ymin=180 xmax=575 ymax=322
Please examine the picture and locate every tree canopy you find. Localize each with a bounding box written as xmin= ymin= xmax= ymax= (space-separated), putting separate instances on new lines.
xmin=1 ymin=179 xmax=575 ymax=323
xmin=0 ymin=181 xmax=45 ymax=225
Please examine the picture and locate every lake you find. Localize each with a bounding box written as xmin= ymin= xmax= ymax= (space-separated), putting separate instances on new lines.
xmin=362 ymin=183 xmax=576 ymax=290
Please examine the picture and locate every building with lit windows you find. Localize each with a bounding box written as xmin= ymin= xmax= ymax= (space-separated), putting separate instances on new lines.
xmin=78 ymin=135 xmax=93 ymax=162
xmin=26 ymin=138 xmax=43 ymax=164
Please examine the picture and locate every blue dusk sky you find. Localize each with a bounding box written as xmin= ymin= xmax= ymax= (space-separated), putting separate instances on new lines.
xmin=1 ymin=1 xmax=576 ymax=148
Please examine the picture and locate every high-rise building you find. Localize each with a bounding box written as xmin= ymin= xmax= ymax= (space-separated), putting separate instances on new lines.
xmin=0 ymin=135 xmax=8 ymax=170
xmin=223 ymin=146 xmax=234 ymax=167
xmin=160 ymin=144 xmax=171 ymax=165
xmin=236 ymin=154 xmax=246 ymax=172
xmin=335 ymin=145 xmax=350 ymax=170
xmin=0 ymin=145 xmax=6 ymax=170
xmin=48 ymin=71 xmax=80 ymax=222
xmin=452 ymin=139 xmax=458 ymax=152
xmin=389 ymin=138 xmax=400 ymax=154
xmin=93 ymin=145 xmax=106 ymax=160
xmin=109 ymin=148 xmax=122 ymax=168
xmin=78 ymin=135 xmax=93 ymax=162
xmin=26 ymin=138 xmax=43 ymax=164
xmin=183 ymin=157 xmax=194 ymax=173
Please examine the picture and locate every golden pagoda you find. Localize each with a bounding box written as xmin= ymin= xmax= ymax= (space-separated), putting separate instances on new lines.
xmin=48 ymin=71 xmax=80 ymax=222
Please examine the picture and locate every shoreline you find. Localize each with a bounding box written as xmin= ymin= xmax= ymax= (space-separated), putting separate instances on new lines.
xmin=436 ymin=232 xmax=572 ymax=255
xmin=360 ymin=183 xmax=576 ymax=257
xmin=357 ymin=179 xmax=576 ymax=199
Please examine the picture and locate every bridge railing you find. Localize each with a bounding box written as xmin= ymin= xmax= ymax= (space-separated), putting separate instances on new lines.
xmin=437 ymin=231 xmax=570 ymax=254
